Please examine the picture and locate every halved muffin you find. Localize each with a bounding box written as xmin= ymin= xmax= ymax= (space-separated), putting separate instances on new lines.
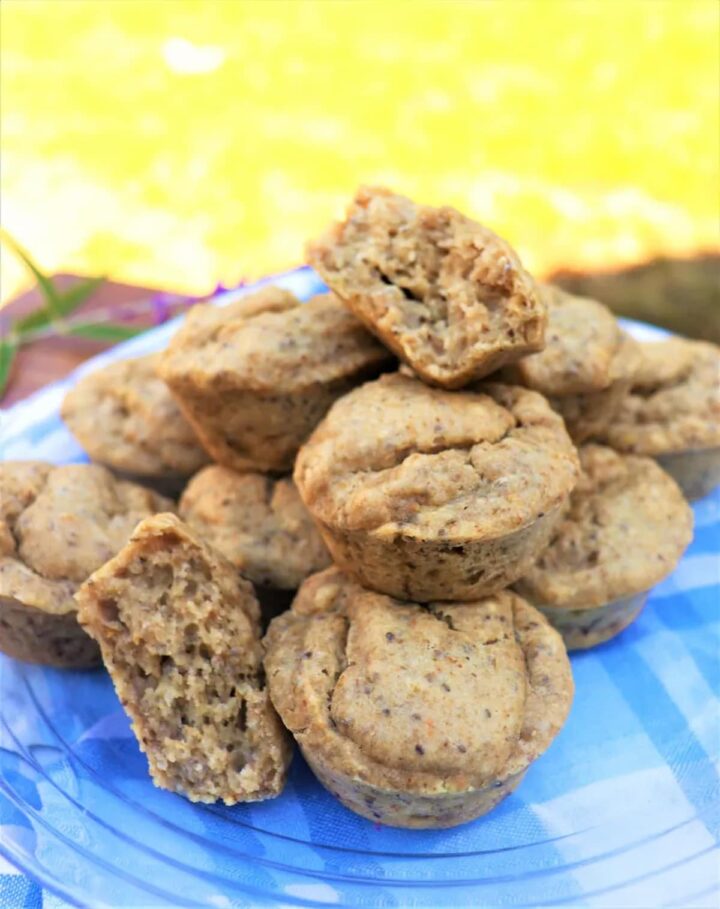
xmin=76 ymin=514 xmax=291 ymax=804
xmin=307 ymin=186 xmax=545 ymax=389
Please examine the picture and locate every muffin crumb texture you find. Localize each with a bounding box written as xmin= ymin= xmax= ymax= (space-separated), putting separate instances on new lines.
xmin=76 ymin=514 xmax=291 ymax=803
xmin=308 ymin=186 xmax=545 ymax=388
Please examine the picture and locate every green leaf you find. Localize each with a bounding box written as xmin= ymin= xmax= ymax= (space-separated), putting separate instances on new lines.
xmin=15 ymin=275 xmax=106 ymax=336
xmin=0 ymin=337 xmax=18 ymax=398
xmin=13 ymin=306 xmax=55 ymax=336
xmin=54 ymin=274 xmax=106 ymax=317
xmin=0 ymin=228 xmax=61 ymax=314
xmin=65 ymin=322 xmax=141 ymax=341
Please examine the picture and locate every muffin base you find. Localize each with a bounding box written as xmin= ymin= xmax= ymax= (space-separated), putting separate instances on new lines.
xmin=656 ymin=448 xmax=720 ymax=501
xmin=537 ymin=591 xmax=648 ymax=651
xmin=315 ymin=506 xmax=564 ymax=602
xmin=303 ymin=747 xmax=526 ymax=829
xmin=0 ymin=596 xmax=100 ymax=668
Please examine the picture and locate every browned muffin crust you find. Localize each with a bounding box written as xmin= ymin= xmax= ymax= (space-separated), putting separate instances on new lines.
xmin=61 ymin=354 xmax=209 ymax=486
xmin=0 ymin=461 xmax=172 ymax=667
xmin=76 ymin=514 xmax=291 ymax=804
xmin=515 ymin=444 xmax=693 ymax=649
xmin=294 ymin=372 xmax=579 ymax=601
xmin=598 ymin=338 xmax=720 ymax=454
xmin=307 ymin=186 xmax=545 ymax=389
xmin=597 ymin=338 xmax=720 ymax=499
xmin=500 ymin=285 xmax=640 ymax=442
xmin=179 ymin=466 xmax=330 ymax=589
xmin=159 ymin=286 xmax=394 ymax=473
xmin=264 ymin=568 xmax=573 ymax=828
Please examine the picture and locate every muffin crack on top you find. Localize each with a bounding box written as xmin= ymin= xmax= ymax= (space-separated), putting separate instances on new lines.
xmin=294 ymin=372 xmax=579 ymax=601
xmin=307 ymin=186 xmax=545 ymax=388
xmin=296 ymin=372 xmax=578 ymax=539
xmin=264 ymin=568 xmax=573 ymax=827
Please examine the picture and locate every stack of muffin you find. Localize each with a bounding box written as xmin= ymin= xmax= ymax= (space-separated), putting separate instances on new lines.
xmin=2 ymin=187 xmax=718 ymax=829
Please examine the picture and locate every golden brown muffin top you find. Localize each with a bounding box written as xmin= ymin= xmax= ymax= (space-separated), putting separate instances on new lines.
xmin=265 ymin=567 xmax=573 ymax=793
xmin=0 ymin=461 xmax=172 ymax=614
xmin=62 ymin=354 xmax=209 ymax=476
xmin=307 ymin=186 xmax=544 ymax=388
xmin=179 ymin=466 xmax=330 ymax=590
xmin=505 ymin=284 xmax=638 ymax=396
xmin=159 ymin=286 xmax=392 ymax=394
xmin=294 ymin=372 xmax=579 ymax=541
xmin=598 ymin=338 xmax=720 ymax=455
xmin=515 ymin=445 xmax=693 ymax=609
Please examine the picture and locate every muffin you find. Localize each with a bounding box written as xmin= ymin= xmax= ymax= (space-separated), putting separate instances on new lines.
xmin=499 ymin=284 xmax=639 ymax=442
xmin=76 ymin=514 xmax=291 ymax=804
xmin=179 ymin=465 xmax=331 ymax=622
xmin=0 ymin=461 xmax=172 ymax=668
xmin=307 ymin=186 xmax=545 ymax=389
xmin=62 ymin=354 xmax=209 ymax=495
xmin=596 ymin=338 xmax=720 ymax=499
xmin=264 ymin=567 xmax=573 ymax=829
xmin=159 ymin=286 xmax=394 ymax=473
xmin=514 ymin=445 xmax=693 ymax=650
xmin=294 ymin=372 xmax=579 ymax=602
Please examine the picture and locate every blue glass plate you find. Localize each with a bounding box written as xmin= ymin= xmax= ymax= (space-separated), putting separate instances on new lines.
xmin=1 ymin=267 xmax=718 ymax=908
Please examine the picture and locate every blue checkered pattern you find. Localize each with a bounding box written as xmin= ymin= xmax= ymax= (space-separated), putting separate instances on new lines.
xmin=1 ymin=267 xmax=718 ymax=908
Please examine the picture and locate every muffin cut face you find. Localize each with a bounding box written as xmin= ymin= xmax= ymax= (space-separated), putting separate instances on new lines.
xmin=0 ymin=461 xmax=172 ymax=667
xmin=179 ymin=466 xmax=330 ymax=592
xmin=264 ymin=568 xmax=573 ymax=828
xmin=294 ymin=372 xmax=579 ymax=600
xmin=62 ymin=354 xmax=209 ymax=482
xmin=76 ymin=514 xmax=291 ymax=804
xmin=515 ymin=445 xmax=693 ymax=648
xmin=159 ymin=286 xmax=394 ymax=472
xmin=307 ymin=186 xmax=545 ymax=389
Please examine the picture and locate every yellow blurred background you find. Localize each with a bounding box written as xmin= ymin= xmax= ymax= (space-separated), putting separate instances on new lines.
xmin=1 ymin=0 xmax=718 ymax=304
